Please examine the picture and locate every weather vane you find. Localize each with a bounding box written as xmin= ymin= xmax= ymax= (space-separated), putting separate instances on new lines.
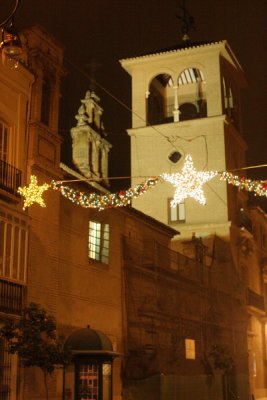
xmin=177 ymin=0 xmax=196 ymax=42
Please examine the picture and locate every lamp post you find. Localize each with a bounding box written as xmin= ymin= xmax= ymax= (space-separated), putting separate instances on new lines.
xmin=0 ymin=0 xmax=23 ymax=69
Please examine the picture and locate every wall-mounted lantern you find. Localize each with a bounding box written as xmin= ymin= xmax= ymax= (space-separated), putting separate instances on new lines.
xmin=0 ymin=0 xmax=23 ymax=69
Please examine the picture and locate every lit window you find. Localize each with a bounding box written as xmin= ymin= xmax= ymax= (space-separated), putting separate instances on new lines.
xmin=79 ymin=364 xmax=99 ymax=399
xmin=185 ymin=338 xmax=195 ymax=360
xmin=77 ymin=360 xmax=112 ymax=400
xmin=168 ymin=198 xmax=185 ymax=223
xmin=252 ymin=352 xmax=257 ymax=377
xmin=0 ymin=212 xmax=28 ymax=282
xmin=88 ymin=221 xmax=109 ymax=264
xmin=0 ymin=120 xmax=9 ymax=162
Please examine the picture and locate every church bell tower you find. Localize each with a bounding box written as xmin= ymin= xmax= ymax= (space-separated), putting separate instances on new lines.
xmin=120 ymin=38 xmax=247 ymax=240
xmin=71 ymin=90 xmax=112 ymax=187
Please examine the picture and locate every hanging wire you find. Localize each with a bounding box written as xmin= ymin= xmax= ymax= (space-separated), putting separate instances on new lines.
xmin=64 ymin=57 xmax=267 ymax=188
xmin=0 ymin=0 xmax=20 ymax=28
xmin=66 ymin=57 xmax=190 ymax=152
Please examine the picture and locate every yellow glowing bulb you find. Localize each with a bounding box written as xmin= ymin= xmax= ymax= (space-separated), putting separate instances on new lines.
xmin=18 ymin=175 xmax=50 ymax=210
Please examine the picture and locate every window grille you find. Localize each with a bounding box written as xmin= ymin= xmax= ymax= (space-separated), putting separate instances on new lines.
xmin=79 ymin=364 xmax=99 ymax=400
xmin=0 ymin=338 xmax=12 ymax=400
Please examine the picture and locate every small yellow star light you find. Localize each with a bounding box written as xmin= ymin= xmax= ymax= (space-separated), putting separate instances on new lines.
xmin=161 ymin=154 xmax=217 ymax=206
xmin=18 ymin=175 xmax=51 ymax=210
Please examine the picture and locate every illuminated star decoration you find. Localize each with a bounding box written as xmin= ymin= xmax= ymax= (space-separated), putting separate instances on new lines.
xmin=161 ymin=154 xmax=217 ymax=206
xmin=18 ymin=175 xmax=51 ymax=210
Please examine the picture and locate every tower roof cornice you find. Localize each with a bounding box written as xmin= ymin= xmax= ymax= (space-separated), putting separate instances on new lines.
xmin=120 ymin=40 xmax=243 ymax=74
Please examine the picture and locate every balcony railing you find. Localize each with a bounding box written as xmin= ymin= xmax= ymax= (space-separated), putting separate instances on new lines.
xmin=0 ymin=159 xmax=21 ymax=197
xmin=0 ymin=279 xmax=26 ymax=315
xmin=122 ymin=236 xmax=203 ymax=282
xmin=247 ymin=288 xmax=265 ymax=312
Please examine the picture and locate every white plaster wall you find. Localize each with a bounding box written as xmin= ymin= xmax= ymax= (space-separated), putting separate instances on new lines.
xmin=130 ymin=115 xmax=229 ymax=230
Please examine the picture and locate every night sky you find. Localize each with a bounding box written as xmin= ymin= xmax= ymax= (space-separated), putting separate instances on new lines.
xmin=3 ymin=1 xmax=267 ymax=201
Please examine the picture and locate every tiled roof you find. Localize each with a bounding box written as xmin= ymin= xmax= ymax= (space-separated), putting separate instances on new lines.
xmin=121 ymin=40 xmax=225 ymax=62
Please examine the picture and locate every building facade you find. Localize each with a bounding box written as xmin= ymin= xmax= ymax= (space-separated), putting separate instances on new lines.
xmin=120 ymin=40 xmax=247 ymax=240
xmin=0 ymin=25 xmax=177 ymax=400
xmin=120 ymin=39 xmax=267 ymax=400
xmin=0 ymin=24 xmax=267 ymax=400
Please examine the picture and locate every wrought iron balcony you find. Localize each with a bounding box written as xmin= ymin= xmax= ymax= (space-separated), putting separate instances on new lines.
xmin=247 ymin=288 xmax=265 ymax=312
xmin=122 ymin=236 xmax=202 ymax=282
xmin=0 ymin=279 xmax=26 ymax=315
xmin=0 ymin=159 xmax=21 ymax=197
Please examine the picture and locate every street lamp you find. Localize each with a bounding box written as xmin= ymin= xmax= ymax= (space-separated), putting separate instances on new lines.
xmin=0 ymin=0 xmax=23 ymax=69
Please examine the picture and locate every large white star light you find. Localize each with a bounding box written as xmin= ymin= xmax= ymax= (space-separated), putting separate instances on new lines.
xmin=161 ymin=154 xmax=217 ymax=206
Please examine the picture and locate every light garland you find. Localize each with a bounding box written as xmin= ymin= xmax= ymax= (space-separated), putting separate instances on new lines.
xmin=221 ymin=172 xmax=267 ymax=197
xmin=18 ymin=175 xmax=51 ymax=210
xmin=161 ymin=154 xmax=217 ymax=206
xmin=51 ymin=177 xmax=159 ymax=210
xmin=17 ymin=160 xmax=267 ymax=212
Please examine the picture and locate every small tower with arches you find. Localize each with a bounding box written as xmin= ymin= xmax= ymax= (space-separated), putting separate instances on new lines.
xmin=120 ymin=40 xmax=246 ymax=240
xmin=71 ymin=90 xmax=112 ymax=187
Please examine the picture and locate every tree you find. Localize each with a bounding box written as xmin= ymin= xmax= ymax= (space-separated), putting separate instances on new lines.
xmin=0 ymin=302 xmax=71 ymax=400
xmin=208 ymin=344 xmax=234 ymax=375
xmin=208 ymin=344 xmax=235 ymax=400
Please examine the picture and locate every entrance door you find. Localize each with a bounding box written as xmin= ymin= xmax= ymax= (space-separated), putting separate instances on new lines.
xmin=75 ymin=359 xmax=112 ymax=400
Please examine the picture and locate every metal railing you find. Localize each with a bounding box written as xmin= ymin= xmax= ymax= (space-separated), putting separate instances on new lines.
xmin=0 ymin=159 xmax=21 ymax=197
xmin=0 ymin=338 xmax=11 ymax=400
xmin=147 ymin=103 xmax=174 ymax=126
xmin=122 ymin=236 xmax=202 ymax=282
xmin=0 ymin=279 xmax=25 ymax=315
xmin=247 ymin=288 xmax=265 ymax=312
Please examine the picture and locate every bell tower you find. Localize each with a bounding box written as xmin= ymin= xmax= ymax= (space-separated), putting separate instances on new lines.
xmin=71 ymin=90 xmax=112 ymax=187
xmin=120 ymin=40 xmax=247 ymax=240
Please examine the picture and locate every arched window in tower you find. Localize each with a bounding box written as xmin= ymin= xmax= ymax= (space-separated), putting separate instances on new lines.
xmin=147 ymin=73 xmax=174 ymax=126
xmin=41 ymin=76 xmax=51 ymax=126
xmin=222 ymin=77 xmax=227 ymax=112
xmin=228 ymin=87 xmax=233 ymax=108
xmin=228 ymin=87 xmax=234 ymax=117
xmin=222 ymin=78 xmax=239 ymax=129
xmin=178 ymin=68 xmax=207 ymax=121
xmin=228 ymin=86 xmax=239 ymax=129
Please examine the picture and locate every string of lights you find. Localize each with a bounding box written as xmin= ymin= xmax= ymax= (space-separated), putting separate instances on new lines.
xmin=17 ymin=157 xmax=267 ymax=211
xmin=221 ymin=172 xmax=267 ymax=197
xmin=51 ymin=177 xmax=159 ymax=210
